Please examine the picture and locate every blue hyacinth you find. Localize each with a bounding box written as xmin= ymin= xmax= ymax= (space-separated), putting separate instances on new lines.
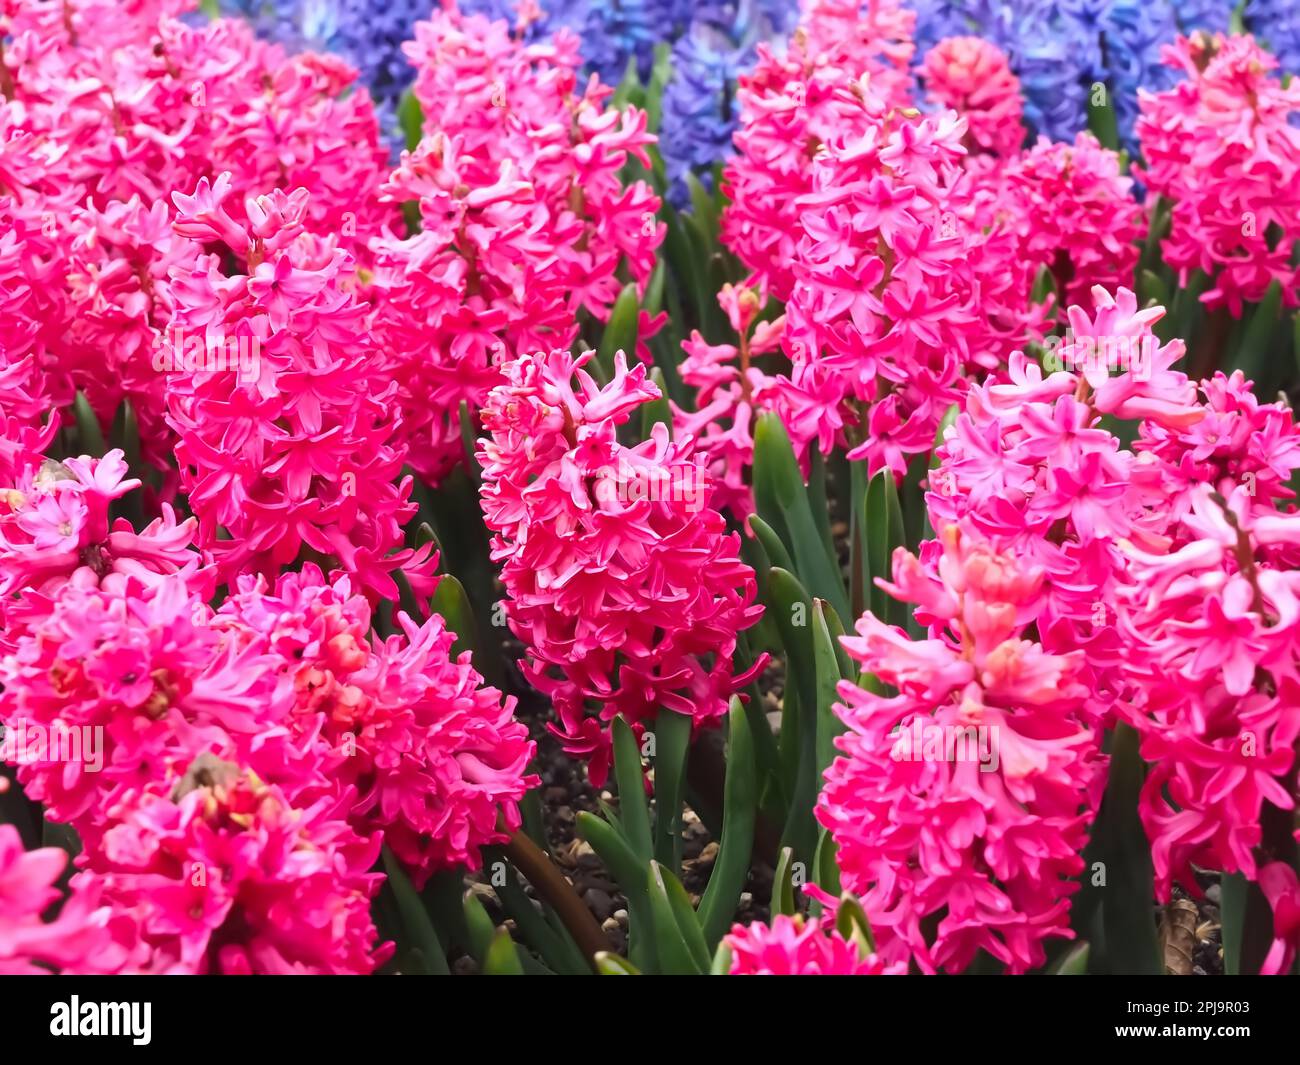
xmin=906 ymin=0 xmax=1254 ymax=150
xmin=212 ymin=0 xmax=1298 ymax=180
xmin=658 ymin=0 xmax=794 ymax=207
xmin=1171 ymin=0 xmax=1236 ymax=32
xmin=1098 ymin=1 xmax=1182 ymax=152
xmin=1248 ymin=0 xmax=1300 ymax=74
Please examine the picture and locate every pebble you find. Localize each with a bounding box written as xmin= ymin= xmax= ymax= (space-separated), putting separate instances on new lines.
xmin=585 ymin=888 xmax=615 ymax=921
xmin=1205 ymin=883 xmax=1221 ymax=904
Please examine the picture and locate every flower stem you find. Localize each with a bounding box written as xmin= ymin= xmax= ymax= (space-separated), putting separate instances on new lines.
xmin=501 ymin=826 xmax=612 ymax=970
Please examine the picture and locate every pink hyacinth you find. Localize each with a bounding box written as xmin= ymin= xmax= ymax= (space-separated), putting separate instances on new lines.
xmin=817 ymin=525 xmax=1105 ymax=974
xmin=0 ymin=824 xmax=137 ymax=975
xmin=672 ymin=284 xmax=784 ymax=521
xmin=921 ymin=37 xmax=1024 ymax=160
xmin=926 ymin=286 xmax=1300 ymax=913
xmin=1136 ymin=33 xmax=1300 ymax=316
xmin=998 ymin=133 xmax=1145 ymax=313
xmin=0 ymin=3 xmax=393 ymax=486
xmin=370 ymin=5 xmax=662 ymax=482
xmin=721 ymin=0 xmax=917 ymax=301
xmin=0 ymin=449 xmax=202 ymax=652
xmin=725 ymin=914 xmax=903 ymax=975
xmin=478 ymin=348 xmax=765 ymax=785
xmin=1115 ymin=485 xmax=1300 ymax=897
xmin=164 ymin=174 xmax=433 ymax=601
xmin=217 ymin=564 xmax=538 ymax=886
xmin=0 ymin=573 xmax=286 ymax=838
xmin=62 ymin=196 xmax=199 ymax=479
xmin=1 ymin=5 xmax=391 ymax=254
xmin=77 ymin=760 xmax=388 ymax=974
xmin=1259 ymin=863 xmax=1300 ymax=976
xmin=775 ymin=92 xmax=1043 ymax=476
xmin=927 ymin=287 xmax=1205 ymax=710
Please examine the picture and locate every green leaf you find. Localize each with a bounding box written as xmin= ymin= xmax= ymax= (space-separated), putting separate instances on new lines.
xmin=430 ymin=575 xmax=477 ymax=659
xmin=108 ymin=401 xmax=144 ymax=528
xmin=610 ymin=55 xmax=644 ymax=112
xmin=659 ymin=205 xmax=708 ymax=333
xmin=647 ymin=863 xmax=705 ymax=974
xmin=1164 ymin=269 xmax=1210 ymax=348
xmin=1031 ymin=264 xmax=1057 ymax=306
xmin=643 ymin=261 xmax=666 ymax=317
xmin=768 ymin=568 xmax=819 ymax=861
xmin=709 ymin=943 xmax=733 ymax=975
xmin=577 ymin=813 xmax=645 ymax=899
xmin=612 ymin=716 xmax=652 ymax=862
xmin=686 ymin=171 xmax=719 ymax=239
xmin=698 ymin=700 xmax=758 ymax=948
xmin=481 ymin=846 xmax=590 ymax=975
xmin=807 ymin=446 xmax=838 ymax=569
xmin=681 ymin=213 xmax=729 ymax=339
xmin=598 ymin=282 xmax=641 ymax=376
xmin=657 ymin=862 xmax=711 ymax=972
xmin=595 ymin=952 xmax=642 ymax=975
xmin=752 ymin=413 xmax=851 ymax=624
xmin=834 ymin=894 xmax=877 ymax=956
xmin=1231 ymin=279 xmax=1284 ymax=384
xmin=72 ymin=392 xmax=106 ymax=457
xmin=1220 ymin=872 xmax=1276 ymax=976
xmin=1094 ymin=725 xmax=1161 ymax=975
xmin=646 ymin=43 xmax=671 ymax=133
xmin=747 ymin=514 xmax=796 ymax=575
xmin=849 ymin=460 xmax=869 ymax=620
xmin=462 ymin=890 xmax=497 ymax=962
xmin=1139 ymin=195 xmax=1171 ymax=280
xmin=110 ymin=399 xmax=141 ymax=476
xmin=393 ymin=569 xmax=425 ymax=626
xmin=577 ymin=812 xmax=656 ymax=972
xmin=640 ymin=367 xmax=672 ymax=437
xmin=812 ymin=830 xmax=841 ymax=899
xmin=1047 ymin=941 xmax=1091 ymax=975
xmin=811 ymin=600 xmax=847 ymax=777
xmin=1087 ymin=82 xmax=1120 ymax=151
xmin=772 ymin=847 xmax=798 ymax=918
xmin=397 ymin=88 xmax=423 ymax=152
xmin=458 ymin=400 xmax=481 ymax=486
xmin=653 ymin=707 xmax=692 ymax=874
xmin=382 ymin=847 xmax=448 ymax=974
xmin=1138 ymin=269 xmax=1169 ymax=310
xmin=864 ymin=469 xmax=905 ymax=624
xmin=484 ymin=929 xmax=526 ymax=975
